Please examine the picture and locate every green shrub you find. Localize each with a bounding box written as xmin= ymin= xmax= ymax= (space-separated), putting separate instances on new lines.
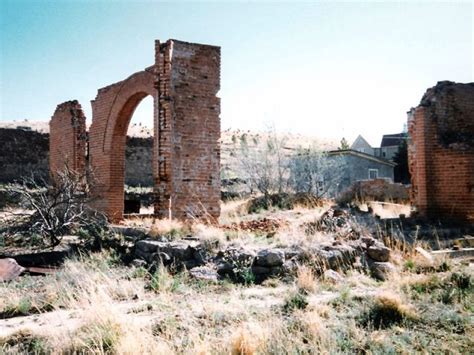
xmin=0 ymin=330 xmax=50 ymax=354
xmin=283 ymin=291 xmax=308 ymax=313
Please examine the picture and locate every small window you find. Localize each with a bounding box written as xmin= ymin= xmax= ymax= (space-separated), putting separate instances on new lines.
xmin=382 ymin=152 xmax=386 ymax=157
xmin=368 ymin=169 xmax=378 ymax=179
xmin=317 ymin=180 xmax=324 ymax=192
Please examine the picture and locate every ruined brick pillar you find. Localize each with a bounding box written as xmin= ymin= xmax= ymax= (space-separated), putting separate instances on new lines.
xmin=154 ymin=40 xmax=221 ymax=220
xmin=49 ymin=100 xmax=87 ymax=181
xmin=408 ymin=81 xmax=474 ymax=223
xmin=86 ymin=39 xmax=220 ymax=222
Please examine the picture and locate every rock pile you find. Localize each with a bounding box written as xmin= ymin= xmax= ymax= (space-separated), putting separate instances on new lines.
xmin=132 ymin=238 xmax=368 ymax=283
xmin=129 ymin=208 xmax=397 ymax=283
xmin=361 ymin=236 xmax=396 ymax=280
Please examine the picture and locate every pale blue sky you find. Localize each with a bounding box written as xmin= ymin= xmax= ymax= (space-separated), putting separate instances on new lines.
xmin=1 ymin=0 xmax=473 ymax=146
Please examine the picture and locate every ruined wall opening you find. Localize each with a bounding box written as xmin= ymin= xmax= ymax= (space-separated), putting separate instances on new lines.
xmin=61 ymin=39 xmax=221 ymax=222
xmin=124 ymin=95 xmax=154 ymax=214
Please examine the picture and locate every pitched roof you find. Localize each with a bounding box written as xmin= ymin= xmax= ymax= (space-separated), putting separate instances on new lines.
xmin=350 ymin=134 xmax=372 ymax=150
xmin=327 ymin=149 xmax=397 ymax=167
xmin=380 ymin=133 xmax=407 ymax=147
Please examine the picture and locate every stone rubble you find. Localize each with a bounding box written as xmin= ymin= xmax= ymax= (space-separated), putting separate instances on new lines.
xmin=132 ymin=234 xmax=394 ymax=283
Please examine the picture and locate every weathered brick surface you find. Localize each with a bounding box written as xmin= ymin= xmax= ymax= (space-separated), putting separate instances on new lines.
xmin=89 ymin=70 xmax=156 ymax=220
xmin=49 ymin=100 xmax=87 ymax=181
xmin=408 ymin=81 xmax=474 ymax=223
xmin=49 ymin=39 xmax=221 ymax=222
xmin=154 ymin=40 xmax=221 ymax=219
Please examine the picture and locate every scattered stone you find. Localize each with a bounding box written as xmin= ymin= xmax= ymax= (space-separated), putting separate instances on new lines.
xmin=132 ymin=236 xmax=392 ymax=284
xmin=367 ymin=244 xmax=391 ymax=262
xmin=111 ymin=225 xmax=148 ymax=239
xmin=361 ymin=236 xmax=376 ymax=247
xmin=0 ymin=258 xmax=25 ymax=282
xmin=189 ymin=266 xmax=219 ymax=282
xmin=255 ymin=249 xmax=285 ymax=267
xmin=324 ymin=269 xmax=344 ymax=283
xmin=135 ymin=240 xmax=198 ymax=264
xmin=282 ymin=259 xmax=299 ymax=275
xmin=370 ymin=261 xmax=396 ymax=281
xmin=130 ymin=259 xmax=147 ymax=268
xmin=150 ymin=252 xmax=171 ymax=265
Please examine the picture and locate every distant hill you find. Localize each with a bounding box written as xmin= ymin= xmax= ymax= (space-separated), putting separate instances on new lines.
xmin=0 ymin=121 xmax=339 ymax=186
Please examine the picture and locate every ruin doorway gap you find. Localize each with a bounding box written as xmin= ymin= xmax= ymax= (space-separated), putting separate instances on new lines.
xmin=49 ymin=39 xmax=221 ymax=222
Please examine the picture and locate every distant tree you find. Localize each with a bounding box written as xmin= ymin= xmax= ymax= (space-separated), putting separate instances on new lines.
xmin=339 ymin=137 xmax=350 ymax=150
xmin=289 ymin=147 xmax=346 ymax=198
xmin=393 ymin=139 xmax=411 ymax=184
xmin=236 ymin=127 xmax=289 ymax=197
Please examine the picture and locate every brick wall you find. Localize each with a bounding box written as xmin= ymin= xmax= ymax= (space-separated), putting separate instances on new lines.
xmin=49 ymin=100 xmax=87 ymax=181
xmin=85 ymin=39 xmax=221 ymax=221
xmin=155 ymin=40 xmax=221 ymax=219
xmin=89 ymin=70 xmax=156 ymax=220
xmin=408 ymin=81 xmax=474 ymax=223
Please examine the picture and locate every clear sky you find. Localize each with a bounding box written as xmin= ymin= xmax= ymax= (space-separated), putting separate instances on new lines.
xmin=1 ymin=0 xmax=473 ymax=146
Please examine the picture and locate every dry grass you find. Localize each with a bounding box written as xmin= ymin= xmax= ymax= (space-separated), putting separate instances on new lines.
xmin=1 ymin=198 xmax=473 ymax=354
xmin=230 ymin=321 xmax=268 ymax=355
xmin=2 ymin=251 xmax=472 ymax=354
xmin=296 ymin=265 xmax=317 ymax=293
xmin=148 ymin=218 xmax=188 ymax=239
xmin=374 ymin=291 xmax=417 ymax=320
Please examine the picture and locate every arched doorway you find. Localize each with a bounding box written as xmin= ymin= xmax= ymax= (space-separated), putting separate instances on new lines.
xmin=89 ymin=70 xmax=157 ymax=221
xmin=124 ymin=95 xmax=154 ymax=214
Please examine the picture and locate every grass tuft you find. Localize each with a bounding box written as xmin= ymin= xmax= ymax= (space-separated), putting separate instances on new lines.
xmin=359 ymin=291 xmax=417 ymax=329
xmin=296 ymin=265 xmax=316 ymax=293
xmin=283 ymin=291 xmax=309 ymax=313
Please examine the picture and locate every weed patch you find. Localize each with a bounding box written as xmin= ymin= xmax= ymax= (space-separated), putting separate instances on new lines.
xmin=359 ymin=292 xmax=417 ymax=329
xmin=0 ymin=330 xmax=50 ymax=354
xmin=282 ymin=291 xmax=309 ymax=313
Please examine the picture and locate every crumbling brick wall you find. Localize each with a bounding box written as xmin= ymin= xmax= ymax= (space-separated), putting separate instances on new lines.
xmin=83 ymin=39 xmax=220 ymax=221
xmin=408 ymin=81 xmax=474 ymax=222
xmin=88 ymin=69 xmax=156 ymax=219
xmin=155 ymin=40 xmax=221 ymax=219
xmin=49 ymin=100 xmax=87 ymax=181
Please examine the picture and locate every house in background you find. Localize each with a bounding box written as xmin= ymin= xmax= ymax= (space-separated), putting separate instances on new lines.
xmin=379 ymin=133 xmax=408 ymax=160
xmin=350 ymin=135 xmax=374 ymax=155
xmin=327 ymin=149 xmax=396 ymax=195
xmin=350 ymin=133 xmax=407 ymax=161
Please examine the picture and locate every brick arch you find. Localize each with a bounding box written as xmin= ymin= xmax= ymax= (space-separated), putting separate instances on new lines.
xmin=53 ymin=39 xmax=223 ymax=223
xmin=89 ymin=70 xmax=157 ymax=221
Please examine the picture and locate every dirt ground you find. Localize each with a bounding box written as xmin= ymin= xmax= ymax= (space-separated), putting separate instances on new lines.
xmin=1 ymin=199 xmax=473 ymax=354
